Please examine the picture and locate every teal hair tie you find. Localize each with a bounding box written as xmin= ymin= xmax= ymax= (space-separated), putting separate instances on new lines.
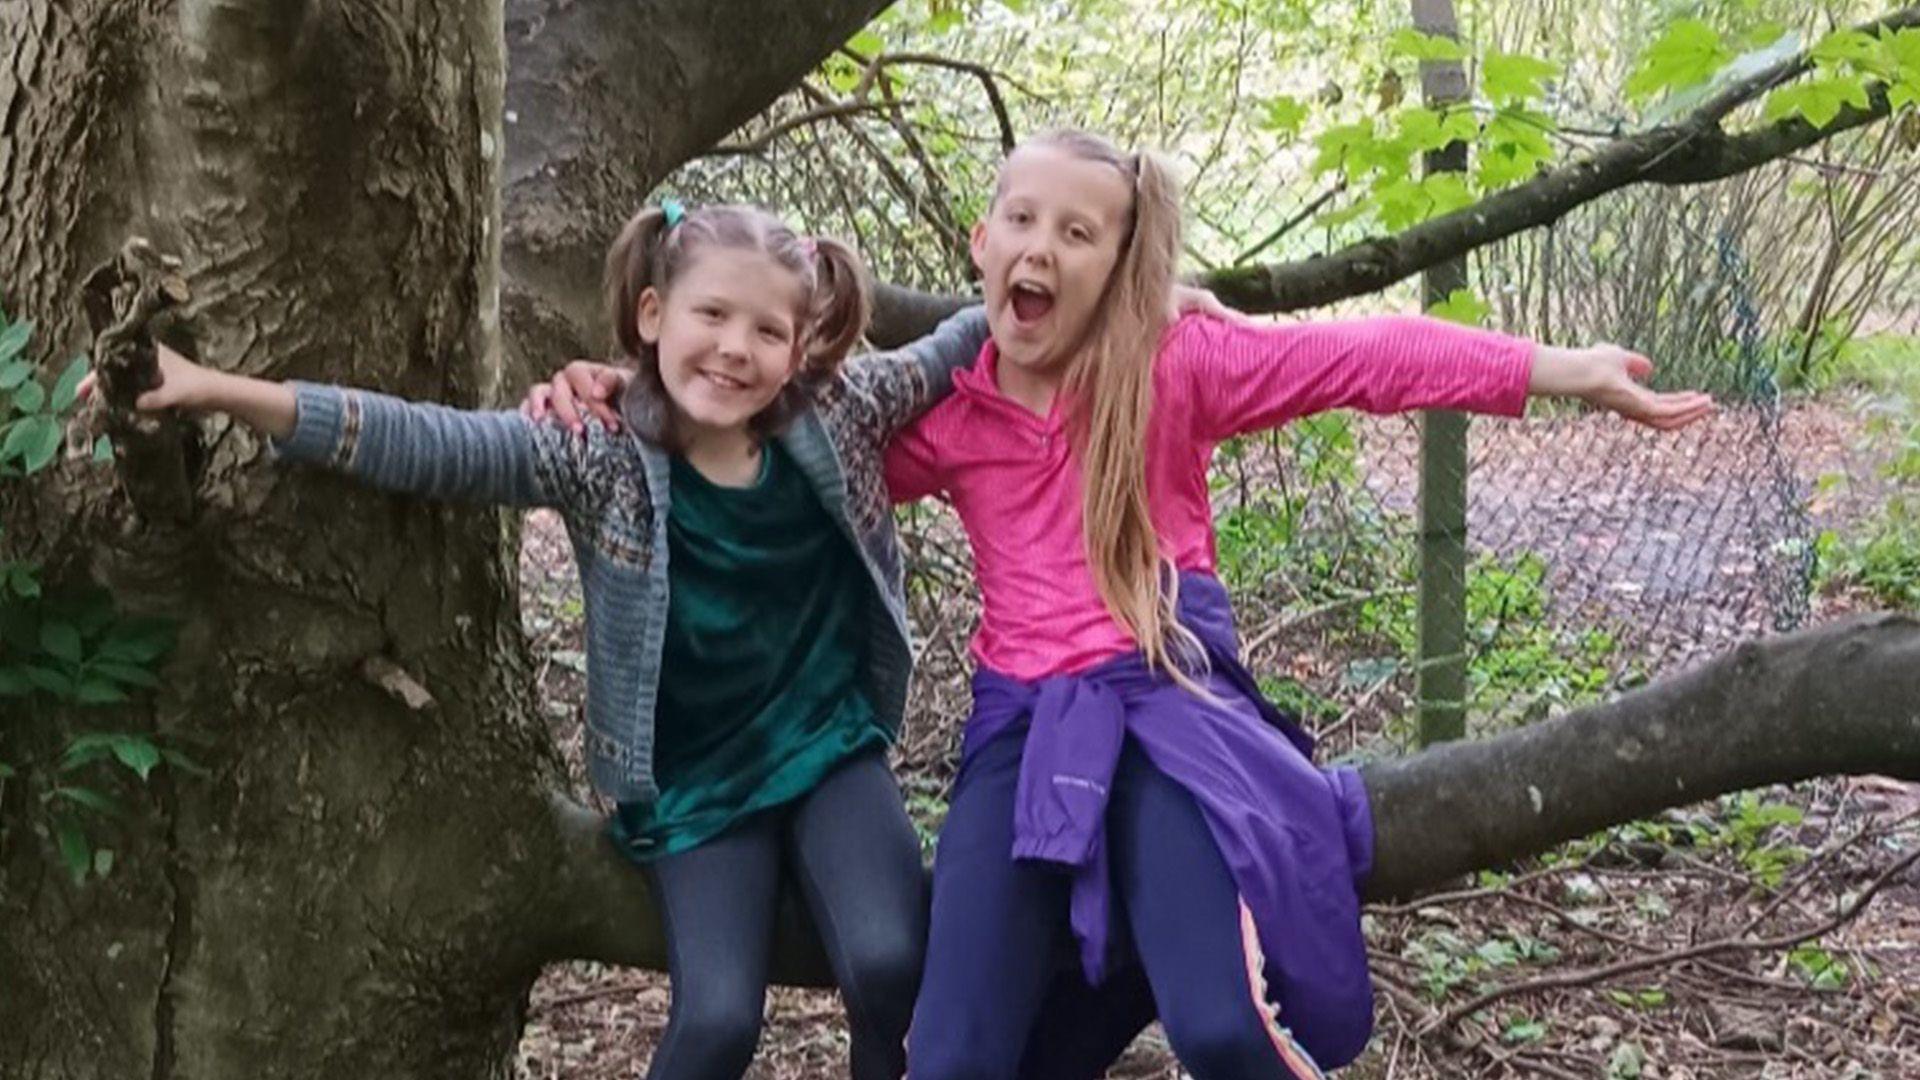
xmin=661 ymin=199 xmax=685 ymax=228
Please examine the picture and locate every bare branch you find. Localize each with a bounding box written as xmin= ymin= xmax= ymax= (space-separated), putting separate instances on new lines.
xmin=705 ymin=100 xmax=910 ymax=158
xmin=846 ymin=47 xmax=1023 ymax=151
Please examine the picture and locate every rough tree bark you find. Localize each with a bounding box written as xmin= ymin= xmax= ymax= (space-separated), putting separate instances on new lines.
xmin=1 ymin=3 xmax=1915 ymax=1079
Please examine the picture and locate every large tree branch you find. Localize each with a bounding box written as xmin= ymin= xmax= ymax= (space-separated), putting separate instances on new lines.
xmin=865 ymin=3 xmax=1920 ymax=345
xmin=501 ymin=0 xmax=895 ymax=372
xmin=549 ymin=612 xmax=1920 ymax=986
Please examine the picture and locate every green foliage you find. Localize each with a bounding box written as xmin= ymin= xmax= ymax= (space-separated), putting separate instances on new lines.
xmin=1626 ymin=19 xmax=1733 ymax=103
xmin=1405 ymin=926 xmax=1561 ymax=1001
xmin=0 ymin=302 xmax=180 ymax=885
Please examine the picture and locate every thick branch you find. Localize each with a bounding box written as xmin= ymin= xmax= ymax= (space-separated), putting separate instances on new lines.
xmin=868 ymin=3 xmax=1920 ymax=342
xmin=551 ymin=612 xmax=1920 ymax=984
xmin=1363 ymin=612 xmax=1920 ymax=900
xmin=501 ymin=0 xmax=894 ymax=370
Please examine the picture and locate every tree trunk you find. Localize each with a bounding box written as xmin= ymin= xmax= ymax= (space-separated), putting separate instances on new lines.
xmin=4 ymin=2 xmax=1917 ymax=1078
xmin=2 ymin=3 xmax=559 ymax=1077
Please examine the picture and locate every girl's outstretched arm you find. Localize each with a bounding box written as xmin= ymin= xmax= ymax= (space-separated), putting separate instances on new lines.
xmin=95 ymin=344 xmax=609 ymax=511
xmin=1178 ymin=314 xmax=1712 ymax=442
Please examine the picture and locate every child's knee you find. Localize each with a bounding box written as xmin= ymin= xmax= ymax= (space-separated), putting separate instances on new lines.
xmin=665 ymin=994 xmax=764 ymax=1074
xmin=841 ymin=930 xmax=924 ymax=1029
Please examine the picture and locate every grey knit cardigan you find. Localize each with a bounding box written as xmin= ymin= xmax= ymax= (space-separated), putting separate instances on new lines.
xmin=274 ymin=308 xmax=989 ymax=802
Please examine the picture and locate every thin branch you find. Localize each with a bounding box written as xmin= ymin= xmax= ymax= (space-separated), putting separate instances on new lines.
xmin=1231 ymin=184 xmax=1346 ymax=267
xmin=1423 ymin=843 xmax=1920 ymax=1032
xmin=705 ymin=99 xmax=909 ymax=157
xmin=843 ymin=48 xmax=1024 ymax=152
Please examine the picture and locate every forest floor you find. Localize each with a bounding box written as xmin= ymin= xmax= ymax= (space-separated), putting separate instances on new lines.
xmin=511 ymin=390 xmax=1917 ymax=1080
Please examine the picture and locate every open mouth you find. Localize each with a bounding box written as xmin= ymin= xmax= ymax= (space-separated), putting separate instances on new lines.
xmin=1009 ymin=281 xmax=1055 ymax=325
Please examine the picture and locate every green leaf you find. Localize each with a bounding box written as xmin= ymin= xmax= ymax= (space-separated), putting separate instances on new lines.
xmin=108 ymin=736 xmax=161 ymax=779
xmin=1259 ymin=94 xmax=1309 ymax=137
xmin=21 ymin=415 xmax=60 ymax=473
xmin=0 ymin=321 xmax=30 ymax=366
xmin=54 ymin=785 xmax=121 ymax=815
xmin=40 ymin=621 xmax=82 ymax=664
xmin=54 ymin=818 xmax=91 ymax=884
xmin=1626 ymin=19 xmax=1732 ymax=102
xmin=90 ymin=660 xmax=160 ymax=688
xmin=1388 ymin=28 xmax=1466 ymax=63
xmin=13 ymin=379 xmax=45 ymax=414
xmin=1482 ymin=51 xmax=1561 ymax=106
xmin=1311 ymin=120 xmax=1380 ymax=178
xmin=847 ymin=28 xmax=884 ymax=57
xmin=93 ymin=848 xmax=115 ymax=878
xmin=51 ymin=355 xmax=88 ymax=413
xmin=1428 ymin=288 xmax=1490 ymax=327
xmin=0 ymin=359 xmax=30 ymax=392
xmin=75 ymin=679 xmax=130 ymax=706
xmin=1764 ymin=75 xmax=1872 ymax=129
xmin=98 ymin=618 xmax=177 ymax=664
xmin=9 ymin=563 xmax=40 ymax=599
xmin=93 ymin=435 xmax=114 ymax=463
xmin=0 ymin=761 xmax=15 ymax=778
xmin=1812 ymin=29 xmax=1886 ymax=70
xmin=23 ymin=665 xmax=75 ymax=697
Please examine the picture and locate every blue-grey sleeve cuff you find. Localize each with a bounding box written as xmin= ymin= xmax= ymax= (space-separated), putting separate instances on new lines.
xmin=269 ymin=381 xmax=348 ymax=465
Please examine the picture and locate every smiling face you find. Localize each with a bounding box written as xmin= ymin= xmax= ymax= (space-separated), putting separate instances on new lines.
xmin=636 ymin=246 xmax=805 ymax=438
xmin=971 ymin=142 xmax=1136 ymax=379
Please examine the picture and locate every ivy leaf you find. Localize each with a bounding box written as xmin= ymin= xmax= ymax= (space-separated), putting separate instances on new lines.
xmin=1482 ymin=52 xmax=1561 ymax=106
xmin=1626 ymin=19 xmax=1732 ymax=102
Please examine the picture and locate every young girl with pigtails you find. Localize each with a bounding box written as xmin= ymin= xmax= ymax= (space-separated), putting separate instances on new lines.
xmin=532 ymin=133 xmax=1710 ymax=1080
xmin=90 ymin=202 xmax=992 ymax=1080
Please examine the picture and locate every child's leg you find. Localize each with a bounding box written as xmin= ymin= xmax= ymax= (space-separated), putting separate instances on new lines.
xmin=643 ymin=817 xmax=783 ymax=1080
xmin=1014 ymin=961 xmax=1157 ymax=1080
xmin=784 ymin=750 xmax=928 ymax=1080
xmin=907 ymin=726 xmax=1073 ymax=1080
xmin=1108 ymin=741 xmax=1327 ymax=1080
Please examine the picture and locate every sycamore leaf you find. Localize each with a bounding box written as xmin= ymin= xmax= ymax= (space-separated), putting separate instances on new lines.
xmin=1626 ymin=19 xmax=1732 ymax=103
xmin=1482 ymin=52 xmax=1561 ymax=106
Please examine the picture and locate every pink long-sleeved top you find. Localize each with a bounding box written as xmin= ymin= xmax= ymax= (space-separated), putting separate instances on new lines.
xmin=885 ymin=313 xmax=1535 ymax=680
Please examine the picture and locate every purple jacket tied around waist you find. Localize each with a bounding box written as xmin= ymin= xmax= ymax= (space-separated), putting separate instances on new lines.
xmin=960 ymin=572 xmax=1377 ymax=1066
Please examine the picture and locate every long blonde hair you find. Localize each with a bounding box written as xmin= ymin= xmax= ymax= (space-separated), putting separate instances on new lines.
xmin=1020 ymin=130 xmax=1203 ymax=682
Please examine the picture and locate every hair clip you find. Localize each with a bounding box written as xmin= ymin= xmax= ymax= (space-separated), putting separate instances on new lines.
xmin=661 ymin=199 xmax=685 ymax=229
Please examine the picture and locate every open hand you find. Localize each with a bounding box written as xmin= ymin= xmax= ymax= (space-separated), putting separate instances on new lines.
xmin=1575 ymin=345 xmax=1715 ymax=431
xmin=520 ymin=361 xmax=631 ymax=433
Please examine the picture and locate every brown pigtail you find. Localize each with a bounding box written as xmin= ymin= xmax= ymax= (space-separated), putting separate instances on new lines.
xmin=801 ymin=235 xmax=872 ymax=380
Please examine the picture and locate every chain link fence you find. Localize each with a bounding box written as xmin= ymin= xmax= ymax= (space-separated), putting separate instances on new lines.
xmin=662 ymin=2 xmax=1919 ymax=757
